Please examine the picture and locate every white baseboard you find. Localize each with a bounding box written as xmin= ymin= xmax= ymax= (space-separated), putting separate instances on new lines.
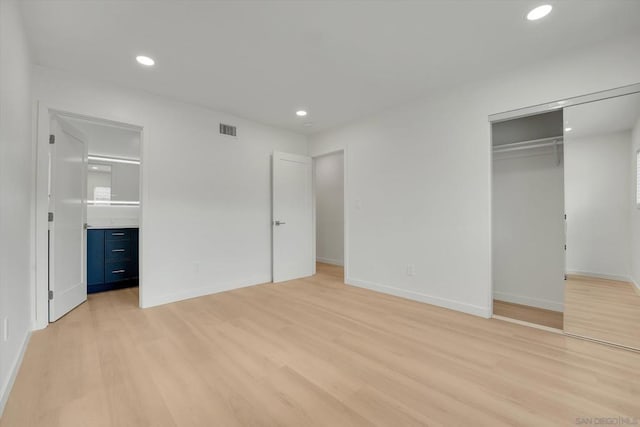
xmin=345 ymin=276 xmax=491 ymax=318
xmin=140 ymin=277 xmax=271 ymax=309
xmin=493 ymin=291 xmax=563 ymax=312
xmin=316 ymin=257 xmax=344 ymax=266
xmin=0 ymin=330 xmax=31 ymax=418
xmin=632 ymin=278 xmax=640 ymax=295
xmin=566 ymin=270 xmax=631 ymax=283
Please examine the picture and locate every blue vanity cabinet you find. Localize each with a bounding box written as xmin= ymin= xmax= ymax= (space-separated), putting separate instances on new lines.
xmin=87 ymin=229 xmax=105 ymax=286
xmin=87 ymin=228 xmax=139 ymax=294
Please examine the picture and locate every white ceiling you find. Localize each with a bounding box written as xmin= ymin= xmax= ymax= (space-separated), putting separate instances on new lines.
xmin=20 ymin=0 xmax=640 ymax=134
xmin=565 ymin=92 xmax=640 ymax=139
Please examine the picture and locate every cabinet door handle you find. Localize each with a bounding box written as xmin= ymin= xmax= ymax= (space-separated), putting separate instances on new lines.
xmin=112 ymin=269 xmax=126 ymax=274
xmin=111 ymin=249 xmax=125 ymax=252
xmin=112 ymin=232 xmax=125 ymax=236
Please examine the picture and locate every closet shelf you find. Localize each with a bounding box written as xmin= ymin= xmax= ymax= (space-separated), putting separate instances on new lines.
xmin=493 ymin=136 xmax=563 ymax=153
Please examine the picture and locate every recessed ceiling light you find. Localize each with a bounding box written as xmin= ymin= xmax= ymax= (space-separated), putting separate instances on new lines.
xmin=296 ymin=110 xmax=308 ymax=117
xmin=527 ymin=4 xmax=552 ymax=21
xmin=565 ymin=127 xmax=572 ymax=132
xmin=136 ymin=55 xmax=155 ymax=66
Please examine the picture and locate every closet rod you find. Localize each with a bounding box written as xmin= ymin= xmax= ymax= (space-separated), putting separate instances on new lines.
xmin=493 ymin=136 xmax=563 ymax=153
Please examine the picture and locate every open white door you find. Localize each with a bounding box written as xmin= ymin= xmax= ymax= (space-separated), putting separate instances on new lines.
xmin=272 ymin=152 xmax=313 ymax=282
xmin=49 ymin=117 xmax=88 ymax=321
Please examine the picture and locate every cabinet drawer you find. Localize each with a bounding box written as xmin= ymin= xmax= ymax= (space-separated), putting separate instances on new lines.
xmin=105 ymin=229 xmax=131 ymax=241
xmin=105 ymin=240 xmax=131 ymax=261
xmin=105 ymin=262 xmax=134 ymax=282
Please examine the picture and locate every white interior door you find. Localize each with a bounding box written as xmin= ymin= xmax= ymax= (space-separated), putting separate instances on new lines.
xmin=272 ymin=152 xmax=313 ymax=282
xmin=49 ymin=117 xmax=88 ymax=321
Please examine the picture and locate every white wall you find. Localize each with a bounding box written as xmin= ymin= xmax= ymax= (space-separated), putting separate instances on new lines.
xmin=631 ymin=118 xmax=640 ymax=289
xmin=309 ymin=34 xmax=640 ymax=317
xmin=565 ymin=131 xmax=631 ymax=281
xmin=0 ymin=0 xmax=33 ymax=415
xmin=73 ymin=119 xmax=141 ymax=160
xmin=492 ymin=148 xmax=565 ymax=311
xmin=33 ymin=66 xmax=308 ymax=324
xmin=315 ymin=152 xmax=344 ymax=266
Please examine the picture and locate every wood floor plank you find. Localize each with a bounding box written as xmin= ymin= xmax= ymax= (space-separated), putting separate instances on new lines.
xmin=2 ymin=263 xmax=640 ymax=426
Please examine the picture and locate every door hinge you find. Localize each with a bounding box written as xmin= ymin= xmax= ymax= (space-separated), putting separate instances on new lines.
xmin=49 ymin=134 xmax=55 ymax=144
xmin=48 ymin=212 xmax=54 ymax=222
xmin=48 ymin=290 xmax=53 ymax=300
xmin=564 ymin=214 xmax=567 ymax=220
xmin=564 ymin=244 xmax=567 ymax=250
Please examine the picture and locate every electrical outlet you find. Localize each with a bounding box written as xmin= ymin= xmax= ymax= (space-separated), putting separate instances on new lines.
xmin=2 ymin=317 xmax=8 ymax=342
xmin=407 ymin=264 xmax=415 ymax=276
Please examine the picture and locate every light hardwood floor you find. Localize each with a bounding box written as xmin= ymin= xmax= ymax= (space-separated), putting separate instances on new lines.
xmin=315 ymin=261 xmax=344 ymax=279
xmin=493 ymin=300 xmax=564 ymax=330
xmin=564 ymin=275 xmax=640 ymax=350
xmin=2 ymin=264 xmax=640 ymax=426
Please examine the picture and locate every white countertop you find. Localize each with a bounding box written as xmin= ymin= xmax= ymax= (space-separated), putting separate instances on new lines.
xmin=87 ymin=225 xmax=139 ymax=229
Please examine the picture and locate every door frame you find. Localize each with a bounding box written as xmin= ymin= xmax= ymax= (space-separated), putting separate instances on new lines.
xmin=311 ymin=148 xmax=348 ymax=280
xmin=34 ymin=102 xmax=145 ymax=329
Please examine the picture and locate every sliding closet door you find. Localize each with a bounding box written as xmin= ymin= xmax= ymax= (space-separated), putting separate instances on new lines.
xmin=563 ymin=92 xmax=640 ymax=349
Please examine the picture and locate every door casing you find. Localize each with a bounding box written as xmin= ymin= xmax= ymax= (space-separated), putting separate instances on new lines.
xmin=34 ymin=103 xmax=144 ymax=329
xmin=311 ymin=149 xmax=347 ymax=276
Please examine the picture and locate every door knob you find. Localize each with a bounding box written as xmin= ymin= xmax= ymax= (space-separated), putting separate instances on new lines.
xmin=274 ymin=220 xmax=286 ymax=226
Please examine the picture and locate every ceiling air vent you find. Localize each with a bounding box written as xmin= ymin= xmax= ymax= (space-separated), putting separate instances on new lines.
xmin=219 ymin=123 xmax=237 ymax=137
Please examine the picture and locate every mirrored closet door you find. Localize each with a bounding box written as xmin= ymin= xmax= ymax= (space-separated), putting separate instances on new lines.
xmin=492 ymin=85 xmax=640 ymax=350
xmin=562 ymin=92 xmax=640 ymax=350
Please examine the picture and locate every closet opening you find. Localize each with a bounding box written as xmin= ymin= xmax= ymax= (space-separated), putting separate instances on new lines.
xmin=491 ymin=110 xmax=565 ymax=330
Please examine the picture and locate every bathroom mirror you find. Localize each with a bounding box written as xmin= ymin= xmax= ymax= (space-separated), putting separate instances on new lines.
xmin=88 ymin=163 xmax=112 ymax=201
xmin=87 ymin=161 xmax=139 ymax=204
xmin=563 ymin=91 xmax=640 ymax=349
